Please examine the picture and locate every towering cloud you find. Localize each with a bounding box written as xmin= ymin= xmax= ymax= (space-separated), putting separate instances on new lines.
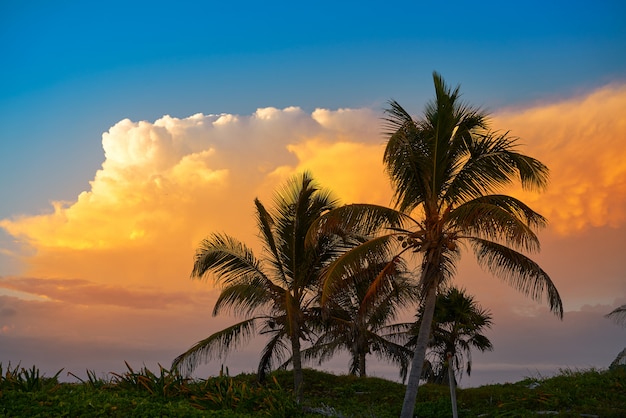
xmin=0 ymin=85 xmax=624 ymax=384
xmin=0 ymin=107 xmax=386 ymax=289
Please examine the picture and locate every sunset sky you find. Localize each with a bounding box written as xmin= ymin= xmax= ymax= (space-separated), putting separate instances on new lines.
xmin=1 ymin=1 xmax=625 ymax=386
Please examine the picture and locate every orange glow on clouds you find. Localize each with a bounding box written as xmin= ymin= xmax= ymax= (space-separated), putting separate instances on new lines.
xmin=493 ymin=84 xmax=626 ymax=234
xmin=0 ymin=85 xmax=624 ymax=383
xmin=1 ymin=86 xmax=625 ymax=288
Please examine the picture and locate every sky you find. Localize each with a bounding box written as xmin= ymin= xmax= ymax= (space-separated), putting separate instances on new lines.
xmin=1 ymin=0 xmax=625 ymax=387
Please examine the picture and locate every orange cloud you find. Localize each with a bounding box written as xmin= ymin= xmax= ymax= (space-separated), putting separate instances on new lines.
xmin=0 ymin=107 xmax=383 ymax=291
xmin=492 ymin=84 xmax=626 ymax=235
xmin=0 ymin=276 xmax=206 ymax=309
xmin=2 ymin=86 xmax=624 ymax=292
xmin=0 ymin=89 xmax=624 ymax=385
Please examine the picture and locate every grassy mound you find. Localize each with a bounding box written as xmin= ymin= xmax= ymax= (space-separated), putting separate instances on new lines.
xmin=1 ymin=363 xmax=624 ymax=417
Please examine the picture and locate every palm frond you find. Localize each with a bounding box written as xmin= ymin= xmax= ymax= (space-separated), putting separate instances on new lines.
xmin=191 ymin=233 xmax=265 ymax=286
xmin=450 ymin=195 xmax=545 ymax=252
xmin=470 ymin=237 xmax=563 ymax=318
xmin=212 ymin=279 xmax=280 ymax=316
xmin=359 ymin=256 xmax=404 ymax=317
xmin=171 ymin=318 xmax=260 ymax=376
xmin=300 ymin=336 xmax=346 ymax=366
xmin=254 ymin=198 xmax=289 ymax=286
xmin=257 ymin=331 xmax=290 ymax=381
xmin=368 ymin=331 xmax=413 ymax=380
xmin=320 ymin=234 xmax=401 ymax=305
xmin=606 ymin=304 xmax=626 ymax=327
xmin=308 ymin=203 xmax=411 ymax=246
xmin=444 ymin=132 xmax=549 ymax=204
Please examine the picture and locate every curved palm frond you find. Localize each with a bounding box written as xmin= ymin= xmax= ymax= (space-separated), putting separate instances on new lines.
xmin=470 ymin=237 xmax=563 ymax=318
xmin=606 ymin=304 xmax=626 ymax=326
xmin=257 ymin=331 xmax=290 ymax=381
xmin=450 ymin=195 xmax=546 ymax=252
xmin=172 ymin=318 xmax=261 ymax=376
xmin=365 ymin=276 xmax=419 ymax=329
xmin=358 ymin=256 xmax=405 ymax=316
xmin=254 ymin=198 xmax=289 ymax=287
xmin=444 ymin=132 xmax=549 ymax=205
xmin=320 ymin=233 xmax=402 ymax=305
xmin=368 ymin=331 xmax=414 ymax=366
xmin=212 ymin=279 xmax=282 ymax=317
xmin=191 ymin=233 xmax=265 ymax=286
xmin=307 ymin=203 xmax=412 ymax=247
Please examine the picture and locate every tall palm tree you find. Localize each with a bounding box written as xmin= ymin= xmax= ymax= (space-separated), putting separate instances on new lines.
xmin=312 ymin=72 xmax=563 ymax=417
xmin=172 ymin=172 xmax=348 ymax=398
xmin=407 ymin=287 xmax=493 ymax=418
xmin=302 ymin=258 xmax=418 ymax=377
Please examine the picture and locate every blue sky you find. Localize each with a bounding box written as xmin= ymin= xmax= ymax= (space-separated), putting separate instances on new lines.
xmin=1 ymin=1 xmax=625 ymax=384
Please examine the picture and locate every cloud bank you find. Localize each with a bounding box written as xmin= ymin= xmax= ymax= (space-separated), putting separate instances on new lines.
xmin=493 ymin=83 xmax=626 ymax=234
xmin=0 ymin=84 xmax=625 ymax=384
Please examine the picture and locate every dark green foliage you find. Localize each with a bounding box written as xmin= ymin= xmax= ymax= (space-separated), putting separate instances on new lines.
xmin=108 ymin=361 xmax=191 ymax=398
xmin=190 ymin=368 xmax=299 ymax=416
xmin=1 ymin=364 xmax=624 ymax=417
xmin=0 ymin=362 xmax=63 ymax=392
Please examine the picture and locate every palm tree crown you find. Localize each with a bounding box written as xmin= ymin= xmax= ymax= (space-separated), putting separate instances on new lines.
xmin=313 ymin=72 xmax=562 ymax=417
xmin=172 ymin=172 xmax=348 ymax=396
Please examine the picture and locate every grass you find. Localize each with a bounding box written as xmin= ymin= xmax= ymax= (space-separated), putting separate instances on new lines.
xmin=0 ymin=362 xmax=624 ymax=417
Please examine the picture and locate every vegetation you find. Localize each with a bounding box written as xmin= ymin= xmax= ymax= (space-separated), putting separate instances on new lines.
xmin=1 ymin=363 xmax=625 ymax=417
xmin=606 ymin=304 xmax=626 ymax=326
xmin=172 ymin=172 xmax=361 ymax=399
xmin=157 ymin=72 xmax=567 ymax=416
xmin=405 ymin=286 xmax=494 ymax=385
xmin=302 ymin=257 xmax=418 ymax=378
xmin=312 ymin=72 xmax=562 ymax=417
xmin=606 ymin=304 xmax=626 ymax=369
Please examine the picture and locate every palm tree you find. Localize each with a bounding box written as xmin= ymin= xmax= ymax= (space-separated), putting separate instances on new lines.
xmin=408 ymin=287 xmax=493 ymax=384
xmin=312 ymin=72 xmax=563 ymax=418
xmin=606 ymin=304 xmax=626 ymax=369
xmin=302 ymin=258 xmax=418 ymax=377
xmin=172 ymin=172 xmax=348 ymax=398
xmin=407 ymin=287 xmax=493 ymax=418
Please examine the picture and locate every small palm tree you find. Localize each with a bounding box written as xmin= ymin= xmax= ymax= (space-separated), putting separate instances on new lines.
xmin=606 ymin=304 xmax=626 ymax=369
xmin=302 ymin=258 xmax=418 ymax=377
xmin=407 ymin=287 xmax=493 ymax=418
xmin=172 ymin=172 xmax=348 ymax=398
xmin=312 ymin=72 xmax=562 ymax=418
xmin=409 ymin=287 xmax=493 ymax=385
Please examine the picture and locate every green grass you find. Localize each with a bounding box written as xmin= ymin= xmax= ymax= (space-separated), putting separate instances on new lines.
xmin=0 ymin=363 xmax=624 ymax=417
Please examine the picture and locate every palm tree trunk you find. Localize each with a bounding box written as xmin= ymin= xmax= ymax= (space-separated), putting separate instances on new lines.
xmin=291 ymin=331 xmax=303 ymax=402
xmin=359 ymin=351 xmax=367 ymax=377
xmin=448 ymin=353 xmax=458 ymax=418
xmin=400 ymin=282 xmax=438 ymax=418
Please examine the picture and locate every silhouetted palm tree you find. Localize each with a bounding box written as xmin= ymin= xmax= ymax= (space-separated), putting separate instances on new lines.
xmin=302 ymin=258 xmax=418 ymax=377
xmin=312 ymin=72 xmax=563 ymax=417
xmin=172 ymin=172 xmax=350 ymax=398
xmin=407 ymin=287 xmax=493 ymax=418
xmin=408 ymin=287 xmax=493 ymax=384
